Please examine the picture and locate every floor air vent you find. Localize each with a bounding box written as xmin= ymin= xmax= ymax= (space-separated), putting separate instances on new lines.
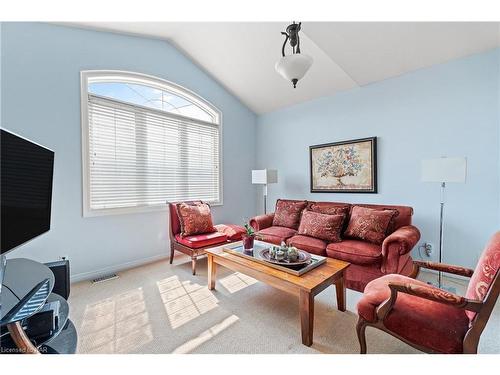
xmin=92 ymin=273 xmax=119 ymax=284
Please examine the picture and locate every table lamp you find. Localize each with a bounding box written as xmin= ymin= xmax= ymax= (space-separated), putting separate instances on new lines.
xmin=252 ymin=169 xmax=278 ymax=214
xmin=421 ymin=157 xmax=467 ymax=288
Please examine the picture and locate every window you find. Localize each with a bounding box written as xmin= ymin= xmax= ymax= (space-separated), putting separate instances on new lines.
xmin=81 ymin=71 xmax=222 ymax=216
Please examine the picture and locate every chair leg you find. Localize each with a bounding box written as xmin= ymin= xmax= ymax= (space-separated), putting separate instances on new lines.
xmin=191 ymin=256 xmax=197 ymax=275
xmin=462 ymin=337 xmax=478 ymax=354
xmin=169 ymin=244 xmax=175 ymax=264
xmin=356 ymin=317 xmax=368 ymax=354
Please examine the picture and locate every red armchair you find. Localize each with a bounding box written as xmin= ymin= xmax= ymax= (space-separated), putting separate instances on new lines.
xmin=168 ymin=201 xmax=245 ymax=275
xmin=356 ymin=231 xmax=500 ymax=354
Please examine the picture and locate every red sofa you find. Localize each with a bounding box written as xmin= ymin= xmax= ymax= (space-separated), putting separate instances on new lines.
xmin=250 ymin=199 xmax=421 ymax=292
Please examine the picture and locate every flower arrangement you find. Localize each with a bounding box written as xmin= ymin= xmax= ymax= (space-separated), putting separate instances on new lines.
xmin=242 ymin=220 xmax=256 ymax=250
xmin=243 ymin=222 xmax=255 ymax=236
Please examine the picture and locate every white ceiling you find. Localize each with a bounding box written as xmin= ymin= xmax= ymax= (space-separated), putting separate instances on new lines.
xmin=67 ymin=22 xmax=500 ymax=114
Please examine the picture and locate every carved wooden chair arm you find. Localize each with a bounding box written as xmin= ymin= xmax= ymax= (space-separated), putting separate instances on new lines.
xmin=376 ymin=281 xmax=482 ymax=321
xmin=413 ymin=260 xmax=474 ymax=278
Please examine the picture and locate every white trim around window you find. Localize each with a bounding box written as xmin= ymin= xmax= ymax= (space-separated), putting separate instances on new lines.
xmin=80 ymin=70 xmax=223 ymax=217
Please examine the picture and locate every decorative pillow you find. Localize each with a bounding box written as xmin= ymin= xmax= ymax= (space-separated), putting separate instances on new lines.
xmin=344 ymin=206 xmax=396 ymax=244
xmin=309 ymin=203 xmax=349 ymax=224
xmin=176 ymin=202 xmax=216 ymax=237
xmin=298 ymin=210 xmax=345 ymax=243
xmin=308 ymin=203 xmax=350 ymax=217
xmin=355 ymin=205 xmax=401 ymax=234
xmin=384 ymin=209 xmax=399 ymax=234
xmin=272 ymin=199 xmax=308 ymax=229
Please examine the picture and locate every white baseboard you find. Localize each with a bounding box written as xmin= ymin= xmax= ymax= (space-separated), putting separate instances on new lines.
xmin=70 ymin=253 xmax=169 ymax=283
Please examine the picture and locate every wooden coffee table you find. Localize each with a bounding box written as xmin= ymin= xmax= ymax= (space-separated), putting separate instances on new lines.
xmin=206 ymin=242 xmax=350 ymax=346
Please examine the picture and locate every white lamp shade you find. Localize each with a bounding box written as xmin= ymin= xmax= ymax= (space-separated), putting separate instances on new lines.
xmin=275 ymin=54 xmax=313 ymax=84
xmin=252 ymin=169 xmax=278 ymax=184
xmin=421 ymin=157 xmax=467 ymax=183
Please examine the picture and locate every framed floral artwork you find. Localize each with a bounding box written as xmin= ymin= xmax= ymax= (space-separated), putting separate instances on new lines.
xmin=310 ymin=137 xmax=377 ymax=193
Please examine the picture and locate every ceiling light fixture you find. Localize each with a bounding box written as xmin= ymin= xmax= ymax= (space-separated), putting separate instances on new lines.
xmin=275 ymin=22 xmax=313 ymax=88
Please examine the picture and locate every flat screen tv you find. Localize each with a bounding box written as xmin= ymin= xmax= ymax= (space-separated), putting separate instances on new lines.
xmin=1 ymin=128 xmax=54 ymax=255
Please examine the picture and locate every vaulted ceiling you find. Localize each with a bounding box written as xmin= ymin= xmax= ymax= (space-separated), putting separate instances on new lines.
xmin=68 ymin=22 xmax=500 ymax=114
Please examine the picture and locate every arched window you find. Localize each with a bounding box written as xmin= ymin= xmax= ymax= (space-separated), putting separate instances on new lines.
xmin=81 ymin=71 xmax=222 ymax=216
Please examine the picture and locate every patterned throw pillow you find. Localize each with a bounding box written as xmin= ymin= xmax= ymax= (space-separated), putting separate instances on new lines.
xmin=176 ymin=202 xmax=216 ymax=236
xmin=272 ymin=199 xmax=308 ymax=229
xmin=308 ymin=203 xmax=350 ymax=217
xmin=344 ymin=206 xmax=396 ymax=244
xmin=298 ymin=210 xmax=345 ymax=243
xmin=355 ymin=205 xmax=401 ymax=234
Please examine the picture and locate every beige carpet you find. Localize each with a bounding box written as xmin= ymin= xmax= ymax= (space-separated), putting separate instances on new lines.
xmin=69 ymin=254 xmax=499 ymax=354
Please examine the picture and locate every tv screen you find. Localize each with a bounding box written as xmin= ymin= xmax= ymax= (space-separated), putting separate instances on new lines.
xmin=1 ymin=129 xmax=54 ymax=254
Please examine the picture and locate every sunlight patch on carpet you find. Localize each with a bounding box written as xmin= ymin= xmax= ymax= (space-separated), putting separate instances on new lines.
xmin=172 ymin=315 xmax=240 ymax=354
xmin=157 ymin=275 xmax=219 ymax=329
xmin=79 ymin=287 xmax=153 ymax=353
xmin=218 ymin=272 xmax=258 ymax=294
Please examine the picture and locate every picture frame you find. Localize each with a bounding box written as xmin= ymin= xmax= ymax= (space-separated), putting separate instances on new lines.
xmin=309 ymin=137 xmax=377 ymax=193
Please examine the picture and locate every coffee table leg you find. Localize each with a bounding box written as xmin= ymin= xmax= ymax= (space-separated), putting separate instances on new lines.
xmin=208 ymin=254 xmax=216 ymax=290
xmin=335 ymin=272 xmax=346 ymax=312
xmin=299 ymin=289 xmax=314 ymax=346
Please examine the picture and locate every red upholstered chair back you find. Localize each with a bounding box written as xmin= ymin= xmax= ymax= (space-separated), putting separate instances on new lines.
xmin=168 ymin=200 xmax=203 ymax=236
xmin=465 ymin=231 xmax=500 ymax=320
xmin=349 ymin=203 xmax=413 ymax=234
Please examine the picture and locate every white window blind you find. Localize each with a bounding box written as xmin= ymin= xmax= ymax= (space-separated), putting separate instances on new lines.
xmin=87 ymin=94 xmax=221 ymax=211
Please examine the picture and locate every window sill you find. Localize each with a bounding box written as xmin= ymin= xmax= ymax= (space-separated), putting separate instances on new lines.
xmin=83 ymin=201 xmax=223 ymax=218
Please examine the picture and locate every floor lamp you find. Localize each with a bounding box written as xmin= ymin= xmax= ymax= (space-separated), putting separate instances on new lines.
xmin=421 ymin=157 xmax=467 ymax=288
xmin=252 ymin=169 xmax=278 ymax=214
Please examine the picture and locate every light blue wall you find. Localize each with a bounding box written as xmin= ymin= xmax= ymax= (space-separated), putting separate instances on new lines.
xmin=498 ymin=51 xmax=500 ymax=226
xmin=2 ymin=22 xmax=498 ymax=276
xmin=1 ymin=23 xmax=257 ymax=279
xmin=257 ymin=49 xmax=500 ymax=268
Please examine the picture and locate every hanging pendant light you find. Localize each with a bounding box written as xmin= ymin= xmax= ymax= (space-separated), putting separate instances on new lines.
xmin=275 ymin=22 xmax=313 ymax=88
